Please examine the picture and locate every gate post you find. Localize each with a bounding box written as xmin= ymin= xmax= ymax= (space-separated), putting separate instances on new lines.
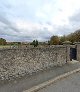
xmin=75 ymin=42 xmax=80 ymax=61
xmin=66 ymin=44 xmax=70 ymax=62
xmin=63 ymin=41 xmax=71 ymax=62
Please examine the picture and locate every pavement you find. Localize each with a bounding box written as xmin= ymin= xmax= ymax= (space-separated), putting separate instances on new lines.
xmin=38 ymin=70 xmax=80 ymax=92
xmin=0 ymin=61 xmax=80 ymax=92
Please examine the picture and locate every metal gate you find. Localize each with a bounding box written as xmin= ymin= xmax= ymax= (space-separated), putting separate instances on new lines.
xmin=70 ymin=48 xmax=77 ymax=61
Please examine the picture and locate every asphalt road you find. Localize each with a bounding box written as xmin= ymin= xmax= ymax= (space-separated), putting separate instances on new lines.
xmin=0 ymin=62 xmax=80 ymax=92
xmin=38 ymin=70 xmax=80 ymax=92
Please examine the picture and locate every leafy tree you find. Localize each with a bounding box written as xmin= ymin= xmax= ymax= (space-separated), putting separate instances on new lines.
xmin=67 ymin=33 xmax=75 ymax=43
xmin=17 ymin=42 xmax=21 ymax=47
xmin=66 ymin=30 xmax=80 ymax=43
xmin=48 ymin=40 xmax=50 ymax=45
xmin=49 ymin=29 xmax=80 ymax=45
xmin=50 ymin=35 xmax=60 ymax=45
xmin=60 ymin=35 xmax=66 ymax=44
xmin=74 ymin=30 xmax=80 ymax=42
xmin=31 ymin=40 xmax=39 ymax=47
xmin=32 ymin=40 xmax=36 ymax=47
xmin=35 ymin=40 xmax=38 ymax=47
xmin=17 ymin=42 xmax=21 ymax=45
xmin=0 ymin=38 xmax=7 ymax=45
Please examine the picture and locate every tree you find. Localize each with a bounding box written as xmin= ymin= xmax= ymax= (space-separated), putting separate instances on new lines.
xmin=67 ymin=33 xmax=75 ymax=43
xmin=35 ymin=40 xmax=38 ymax=47
xmin=31 ymin=40 xmax=39 ymax=47
xmin=17 ymin=42 xmax=21 ymax=48
xmin=0 ymin=38 xmax=7 ymax=45
xmin=17 ymin=42 xmax=21 ymax=45
xmin=48 ymin=40 xmax=50 ymax=45
xmin=50 ymin=35 xmax=60 ymax=45
xmin=66 ymin=30 xmax=80 ymax=43
xmin=74 ymin=30 xmax=80 ymax=42
xmin=60 ymin=35 xmax=66 ymax=44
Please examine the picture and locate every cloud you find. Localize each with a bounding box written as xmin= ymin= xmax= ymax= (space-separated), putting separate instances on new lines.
xmin=0 ymin=0 xmax=80 ymax=41
xmin=14 ymin=19 xmax=53 ymax=41
xmin=70 ymin=10 xmax=80 ymax=23
xmin=0 ymin=15 xmax=53 ymax=41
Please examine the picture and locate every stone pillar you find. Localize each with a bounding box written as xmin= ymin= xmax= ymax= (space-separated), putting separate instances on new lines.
xmin=63 ymin=41 xmax=71 ymax=62
xmin=75 ymin=42 xmax=80 ymax=61
xmin=66 ymin=45 xmax=70 ymax=62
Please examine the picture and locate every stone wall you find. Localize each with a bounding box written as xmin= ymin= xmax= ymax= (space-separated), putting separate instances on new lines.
xmin=76 ymin=44 xmax=80 ymax=61
xmin=0 ymin=46 xmax=66 ymax=81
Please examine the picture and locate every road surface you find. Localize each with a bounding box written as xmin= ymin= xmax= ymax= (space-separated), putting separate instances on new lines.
xmin=0 ymin=61 xmax=80 ymax=92
xmin=38 ymin=70 xmax=80 ymax=92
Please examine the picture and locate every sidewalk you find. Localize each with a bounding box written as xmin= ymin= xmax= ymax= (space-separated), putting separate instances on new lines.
xmin=0 ymin=61 xmax=80 ymax=92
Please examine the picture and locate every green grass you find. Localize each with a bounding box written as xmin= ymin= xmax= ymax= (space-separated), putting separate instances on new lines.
xmin=0 ymin=45 xmax=11 ymax=48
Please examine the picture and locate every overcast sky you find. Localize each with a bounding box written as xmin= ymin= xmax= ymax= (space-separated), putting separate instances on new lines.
xmin=0 ymin=0 xmax=80 ymax=42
